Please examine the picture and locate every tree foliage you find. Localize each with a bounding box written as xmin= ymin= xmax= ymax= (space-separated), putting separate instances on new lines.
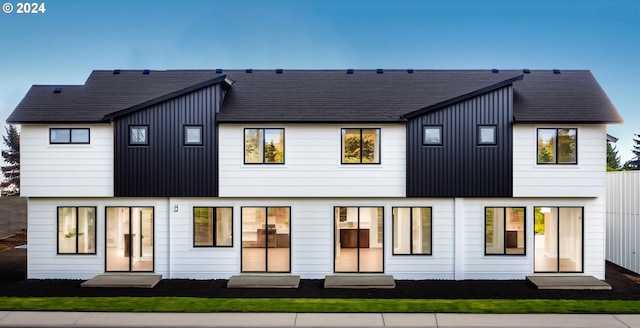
xmin=623 ymin=132 xmax=640 ymax=170
xmin=1 ymin=125 xmax=20 ymax=196
xmin=606 ymin=142 xmax=621 ymax=171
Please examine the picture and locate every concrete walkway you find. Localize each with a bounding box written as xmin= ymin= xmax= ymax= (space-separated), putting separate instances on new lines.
xmin=0 ymin=312 xmax=638 ymax=328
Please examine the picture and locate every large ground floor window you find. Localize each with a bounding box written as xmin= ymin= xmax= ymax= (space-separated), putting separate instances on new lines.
xmin=241 ymin=207 xmax=291 ymax=273
xmin=57 ymin=207 xmax=96 ymax=254
xmin=105 ymin=207 xmax=154 ymax=272
xmin=534 ymin=207 xmax=583 ymax=273
xmin=193 ymin=207 xmax=233 ymax=247
xmin=485 ymin=207 xmax=525 ymax=255
xmin=334 ymin=207 xmax=384 ymax=273
xmin=392 ymin=207 xmax=432 ymax=255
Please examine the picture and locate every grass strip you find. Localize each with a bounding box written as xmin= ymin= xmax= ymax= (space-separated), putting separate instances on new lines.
xmin=0 ymin=297 xmax=638 ymax=314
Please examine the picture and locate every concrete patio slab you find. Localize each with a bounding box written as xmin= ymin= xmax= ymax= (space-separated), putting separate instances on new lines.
xmin=227 ymin=274 xmax=300 ymax=288
xmin=81 ymin=273 xmax=162 ymax=288
xmin=526 ymin=275 xmax=612 ymax=290
xmin=324 ymin=274 xmax=396 ymax=289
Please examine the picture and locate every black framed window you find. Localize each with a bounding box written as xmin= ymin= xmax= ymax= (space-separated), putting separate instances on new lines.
xmin=392 ymin=207 xmax=432 ymax=255
xmin=193 ymin=207 xmax=233 ymax=247
xmin=485 ymin=207 xmax=525 ymax=255
xmin=478 ymin=125 xmax=497 ymax=145
xmin=129 ymin=125 xmax=149 ymax=145
xmin=50 ymin=128 xmax=90 ymax=144
xmin=244 ymin=128 xmax=284 ymax=164
xmin=57 ymin=206 xmax=96 ymax=254
xmin=537 ymin=128 xmax=577 ymax=164
xmin=422 ymin=125 xmax=442 ymax=146
xmin=341 ymin=128 xmax=380 ymax=164
xmin=184 ymin=125 xmax=203 ymax=146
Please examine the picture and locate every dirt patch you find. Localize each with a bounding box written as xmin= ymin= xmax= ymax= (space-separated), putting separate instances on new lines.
xmin=0 ymin=232 xmax=26 ymax=253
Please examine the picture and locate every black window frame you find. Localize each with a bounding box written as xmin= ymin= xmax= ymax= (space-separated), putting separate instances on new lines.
xmin=340 ymin=128 xmax=381 ymax=164
xmin=184 ymin=125 xmax=203 ymax=146
xmin=392 ymin=207 xmax=433 ymax=255
xmin=536 ymin=128 xmax=578 ymax=165
xmin=129 ymin=125 xmax=149 ymax=146
xmin=193 ymin=207 xmax=233 ymax=247
xmin=484 ymin=207 xmax=526 ymax=256
xmin=477 ymin=125 xmax=497 ymax=146
xmin=57 ymin=206 xmax=97 ymax=255
xmin=422 ymin=125 xmax=443 ymax=146
xmin=243 ymin=128 xmax=285 ymax=164
xmin=49 ymin=128 xmax=90 ymax=144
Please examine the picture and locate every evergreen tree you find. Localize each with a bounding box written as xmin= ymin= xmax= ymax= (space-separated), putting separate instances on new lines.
xmin=623 ymin=132 xmax=640 ymax=170
xmin=1 ymin=125 xmax=20 ymax=196
xmin=606 ymin=142 xmax=621 ymax=171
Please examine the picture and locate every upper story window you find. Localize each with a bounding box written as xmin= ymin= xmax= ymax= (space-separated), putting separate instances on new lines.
xmin=478 ymin=125 xmax=497 ymax=145
xmin=537 ymin=128 xmax=577 ymax=164
xmin=341 ymin=128 xmax=380 ymax=164
xmin=244 ymin=128 xmax=284 ymax=164
xmin=184 ymin=125 xmax=203 ymax=146
xmin=422 ymin=126 xmax=442 ymax=146
xmin=50 ymin=128 xmax=90 ymax=144
xmin=129 ymin=125 xmax=148 ymax=146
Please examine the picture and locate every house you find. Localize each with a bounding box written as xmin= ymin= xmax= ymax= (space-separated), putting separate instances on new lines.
xmin=6 ymin=69 xmax=623 ymax=280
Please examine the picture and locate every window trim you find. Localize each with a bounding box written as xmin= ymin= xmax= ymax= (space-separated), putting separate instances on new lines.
xmin=184 ymin=125 xmax=203 ymax=146
xmin=243 ymin=128 xmax=285 ymax=164
xmin=422 ymin=125 xmax=443 ymax=146
xmin=49 ymin=128 xmax=90 ymax=144
xmin=536 ymin=128 xmax=578 ymax=165
xmin=392 ymin=207 xmax=432 ymax=256
xmin=57 ymin=206 xmax=97 ymax=255
xmin=477 ymin=125 xmax=497 ymax=146
xmin=484 ymin=207 xmax=526 ymax=256
xmin=192 ymin=207 xmax=233 ymax=247
xmin=340 ymin=128 xmax=381 ymax=164
xmin=129 ymin=125 xmax=149 ymax=146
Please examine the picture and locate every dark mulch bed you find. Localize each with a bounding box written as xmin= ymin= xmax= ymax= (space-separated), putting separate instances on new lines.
xmin=1 ymin=248 xmax=638 ymax=300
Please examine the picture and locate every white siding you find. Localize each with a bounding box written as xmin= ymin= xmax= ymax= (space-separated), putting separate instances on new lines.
xmin=218 ymin=124 xmax=406 ymax=197
xmin=20 ymin=124 xmax=114 ymax=197
xmin=27 ymin=196 xmax=605 ymax=280
xmin=513 ymin=124 xmax=607 ymax=197
xmin=27 ymin=198 xmax=169 ymax=279
xmin=606 ymin=171 xmax=640 ymax=274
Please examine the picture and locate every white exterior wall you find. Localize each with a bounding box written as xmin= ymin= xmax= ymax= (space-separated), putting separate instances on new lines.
xmin=27 ymin=198 xmax=169 ymax=279
xmin=513 ymin=124 xmax=607 ymax=197
xmin=218 ymin=124 xmax=406 ymax=197
xmin=606 ymin=171 xmax=640 ymax=274
xmin=20 ymin=124 xmax=114 ymax=197
xmin=28 ymin=196 xmax=605 ymax=280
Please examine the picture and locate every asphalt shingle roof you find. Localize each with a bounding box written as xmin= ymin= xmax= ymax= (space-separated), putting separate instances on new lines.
xmin=6 ymin=69 xmax=623 ymax=124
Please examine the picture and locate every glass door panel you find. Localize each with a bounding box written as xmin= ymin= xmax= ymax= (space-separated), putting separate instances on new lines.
xmin=534 ymin=207 xmax=582 ymax=273
xmin=106 ymin=207 xmax=154 ymax=272
xmin=334 ymin=207 xmax=383 ymax=273
xmin=242 ymin=207 xmax=290 ymax=273
xmin=559 ymin=208 xmax=582 ymax=272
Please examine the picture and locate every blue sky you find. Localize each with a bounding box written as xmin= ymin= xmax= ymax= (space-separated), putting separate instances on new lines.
xmin=1 ymin=0 xmax=638 ymax=161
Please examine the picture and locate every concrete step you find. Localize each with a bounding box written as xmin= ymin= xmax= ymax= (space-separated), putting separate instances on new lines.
xmin=227 ymin=274 xmax=300 ymax=288
xmin=526 ymin=275 xmax=612 ymax=290
xmin=324 ymin=274 xmax=396 ymax=289
xmin=81 ymin=274 xmax=162 ymax=288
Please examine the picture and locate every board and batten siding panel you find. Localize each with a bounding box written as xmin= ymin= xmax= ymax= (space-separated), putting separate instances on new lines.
xmin=606 ymin=171 xmax=640 ymax=274
xmin=512 ymin=124 xmax=607 ymax=197
xmin=27 ymin=198 xmax=169 ymax=279
xmin=406 ymin=87 xmax=513 ymax=198
xmin=218 ymin=124 xmax=406 ymax=197
xmin=20 ymin=124 xmax=113 ymax=197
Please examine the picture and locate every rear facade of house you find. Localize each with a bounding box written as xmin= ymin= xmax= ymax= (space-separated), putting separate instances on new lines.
xmin=7 ymin=69 xmax=623 ymax=280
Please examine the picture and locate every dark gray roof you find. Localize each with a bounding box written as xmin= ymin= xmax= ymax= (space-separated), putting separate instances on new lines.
xmin=6 ymin=69 xmax=623 ymax=124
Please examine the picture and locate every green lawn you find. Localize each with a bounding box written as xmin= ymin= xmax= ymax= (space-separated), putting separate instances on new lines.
xmin=0 ymin=297 xmax=638 ymax=314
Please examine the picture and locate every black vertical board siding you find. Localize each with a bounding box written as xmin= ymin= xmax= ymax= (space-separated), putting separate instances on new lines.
xmin=114 ymin=85 xmax=218 ymax=197
xmin=407 ymin=86 xmax=513 ymax=197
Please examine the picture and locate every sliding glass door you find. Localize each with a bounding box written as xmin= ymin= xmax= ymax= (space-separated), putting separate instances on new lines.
xmin=106 ymin=207 xmax=154 ymax=272
xmin=241 ymin=207 xmax=291 ymax=273
xmin=334 ymin=207 xmax=384 ymax=273
xmin=534 ymin=207 xmax=583 ymax=273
